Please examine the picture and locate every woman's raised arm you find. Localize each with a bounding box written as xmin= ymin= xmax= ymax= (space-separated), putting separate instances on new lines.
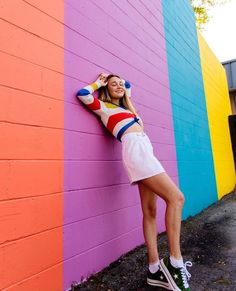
xmin=76 ymin=74 xmax=107 ymax=111
xmin=123 ymin=79 xmax=131 ymax=98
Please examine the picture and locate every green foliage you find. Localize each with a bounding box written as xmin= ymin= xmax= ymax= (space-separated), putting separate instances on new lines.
xmin=190 ymin=0 xmax=231 ymax=30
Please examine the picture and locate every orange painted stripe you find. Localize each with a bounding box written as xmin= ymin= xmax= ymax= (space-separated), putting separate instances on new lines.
xmin=0 ymin=228 xmax=62 ymax=290
xmin=0 ymin=123 xmax=63 ymax=160
xmin=0 ymin=194 xmax=63 ymax=244
xmin=0 ymin=86 xmax=64 ymax=128
xmin=5 ymin=264 xmax=63 ymax=291
xmin=0 ymin=19 xmax=63 ymax=73
xmin=0 ymin=52 xmax=64 ymax=99
xmin=0 ymin=0 xmax=64 ymax=289
xmin=22 ymin=0 xmax=64 ymax=22
xmin=0 ymin=0 xmax=63 ymax=46
xmin=0 ymin=161 xmax=63 ymax=200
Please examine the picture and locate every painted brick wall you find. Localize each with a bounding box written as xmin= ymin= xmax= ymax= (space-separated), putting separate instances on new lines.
xmin=1 ymin=0 xmax=234 ymax=290
xmin=0 ymin=1 xmax=64 ymax=290
xmin=162 ymin=0 xmax=218 ymax=219
xmin=63 ymin=0 xmax=177 ymax=288
xmin=198 ymin=32 xmax=236 ymax=198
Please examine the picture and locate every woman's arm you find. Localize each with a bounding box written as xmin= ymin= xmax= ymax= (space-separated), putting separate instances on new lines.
xmin=123 ymin=79 xmax=131 ymax=98
xmin=76 ymin=81 xmax=102 ymax=111
xmin=76 ymin=75 xmax=107 ymax=111
xmin=122 ymin=80 xmax=144 ymax=129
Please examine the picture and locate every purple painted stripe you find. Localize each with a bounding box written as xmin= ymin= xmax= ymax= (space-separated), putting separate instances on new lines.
xmin=64 ymin=184 xmax=139 ymax=224
xmin=63 ymin=228 xmax=144 ymax=289
xmin=64 ymin=205 xmax=142 ymax=259
xmin=64 ymin=160 xmax=129 ymax=191
xmin=64 ymin=0 xmax=178 ymax=289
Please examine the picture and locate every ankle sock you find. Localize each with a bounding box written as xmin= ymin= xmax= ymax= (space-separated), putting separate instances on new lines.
xmin=170 ymin=256 xmax=184 ymax=268
xmin=149 ymin=260 xmax=160 ymax=273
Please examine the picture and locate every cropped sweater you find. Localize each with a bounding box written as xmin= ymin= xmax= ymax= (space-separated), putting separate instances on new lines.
xmin=77 ymin=80 xmax=143 ymax=141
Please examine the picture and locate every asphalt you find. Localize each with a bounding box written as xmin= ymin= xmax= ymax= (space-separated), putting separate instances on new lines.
xmin=74 ymin=190 xmax=236 ymax=291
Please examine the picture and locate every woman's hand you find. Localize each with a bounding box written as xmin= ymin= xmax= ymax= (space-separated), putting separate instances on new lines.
xmin=96 ymin=73 xmax=109 ymax=86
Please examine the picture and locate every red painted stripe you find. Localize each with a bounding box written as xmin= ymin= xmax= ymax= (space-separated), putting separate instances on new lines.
xmin=87 ymin=98 xmax=101 ymax=110
xmin=107 ymin=112 xmax=135 ymax=132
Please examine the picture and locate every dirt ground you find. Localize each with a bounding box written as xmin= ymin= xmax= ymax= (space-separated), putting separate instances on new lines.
xmin=74 ymin=191 xmax=236 ymax=291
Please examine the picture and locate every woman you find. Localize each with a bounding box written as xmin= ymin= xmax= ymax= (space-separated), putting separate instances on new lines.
xmin=77 ymin=73 xmax=192 ymax=291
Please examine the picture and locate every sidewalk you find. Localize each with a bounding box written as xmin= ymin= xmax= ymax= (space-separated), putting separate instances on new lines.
xmin=76 ymin=191 xmax=236 ymax=291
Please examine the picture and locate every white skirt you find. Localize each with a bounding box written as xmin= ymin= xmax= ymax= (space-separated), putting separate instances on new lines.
xmin=121 ymin=132 xmax=165 ymax=185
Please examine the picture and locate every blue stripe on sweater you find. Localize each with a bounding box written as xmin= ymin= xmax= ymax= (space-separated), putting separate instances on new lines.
xmin=117 ymin=117 xmax=140 ymax=141
xmin=77 ymin=88 xmax=90 ymax=96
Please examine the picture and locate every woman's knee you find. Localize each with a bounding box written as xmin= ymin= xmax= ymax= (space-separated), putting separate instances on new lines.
xmin=169 ymin=190 xmax=185 ymax=207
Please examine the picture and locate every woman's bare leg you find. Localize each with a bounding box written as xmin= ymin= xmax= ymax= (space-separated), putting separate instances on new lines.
xmin=138 ymin=182 xmax=159 ymax=263
xmin=140 ymin=172 xmax=184 ymax=259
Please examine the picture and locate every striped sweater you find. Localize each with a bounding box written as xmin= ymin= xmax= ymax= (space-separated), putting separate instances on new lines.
xmin=77 ymin=80 xmax=143 ymax=141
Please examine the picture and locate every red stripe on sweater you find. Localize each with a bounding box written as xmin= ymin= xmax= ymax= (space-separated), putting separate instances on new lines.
xmin=107 ymin=112 xmax=135 ymax=132
xmin=87 ymin=98 xmax=101 ymax=110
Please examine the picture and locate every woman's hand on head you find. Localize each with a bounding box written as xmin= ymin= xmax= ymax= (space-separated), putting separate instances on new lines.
xmin=96 ymin=73 xmax=109 ymax=86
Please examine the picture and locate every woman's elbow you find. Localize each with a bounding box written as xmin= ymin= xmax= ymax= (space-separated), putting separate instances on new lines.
xmin=76 ymin=88 xmax=89 ymax=97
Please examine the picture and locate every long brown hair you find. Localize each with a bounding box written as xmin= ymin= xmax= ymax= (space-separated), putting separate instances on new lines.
xmin=98 ymin=74 xmax=138 ymax=116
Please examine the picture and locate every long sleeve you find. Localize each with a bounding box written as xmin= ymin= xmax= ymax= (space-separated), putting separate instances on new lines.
xmin=76 ymin=79 xmax=145 ymax=141
xmin=123 ymin=79 xmax=131 ymax=98
xmin=122 ymin=80 xmax=144 ymax=129
xmin=76 ymin=81 xmax=103 ymax=112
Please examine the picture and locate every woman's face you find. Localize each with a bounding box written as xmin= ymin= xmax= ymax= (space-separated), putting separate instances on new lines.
xmin=107 ymin=77 xmax=125 ymax=99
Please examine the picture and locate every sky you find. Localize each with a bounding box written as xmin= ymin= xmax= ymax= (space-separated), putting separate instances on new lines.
xmin=201 ymin=0 xmax=236 ymax=63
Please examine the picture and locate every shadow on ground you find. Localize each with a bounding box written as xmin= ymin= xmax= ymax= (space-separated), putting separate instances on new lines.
xmin=73 ymin=191 xmax=236 ymax=291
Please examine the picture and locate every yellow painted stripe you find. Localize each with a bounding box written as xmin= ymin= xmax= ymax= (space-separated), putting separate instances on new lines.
xmin=198 ymin=32 xmax=236 ymax=199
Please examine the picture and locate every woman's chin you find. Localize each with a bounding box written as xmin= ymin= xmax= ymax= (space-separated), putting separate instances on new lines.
xmin=118 ymin=95 xmax=124 ymax=99
xmin=112 ymin=95 xmax=124 ymax=99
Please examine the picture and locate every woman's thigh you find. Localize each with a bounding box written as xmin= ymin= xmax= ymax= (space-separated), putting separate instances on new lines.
xmin=139 ymin=172 xmax=183 ymax=203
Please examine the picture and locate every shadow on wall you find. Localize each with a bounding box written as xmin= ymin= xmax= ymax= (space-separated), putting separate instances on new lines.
xmin=229 ymin=115 xmax=236 ymax=173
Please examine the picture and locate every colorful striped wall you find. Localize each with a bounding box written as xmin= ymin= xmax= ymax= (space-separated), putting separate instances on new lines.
xmin=63 ymin=1 xmax=176 ymax=289
xmin=162 ymin=1 xmax=218 ymax=219
xmin=0 ymin=0 xmax=235 ymax=290
xmin=198 ymin=32 xmax=235 ymax=199
xmin=0 ymin=0 xmax=64 ymax=290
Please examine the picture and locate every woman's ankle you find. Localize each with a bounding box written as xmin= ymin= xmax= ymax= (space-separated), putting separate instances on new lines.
xmin=170 ymin=255 xmax=184 ymax=268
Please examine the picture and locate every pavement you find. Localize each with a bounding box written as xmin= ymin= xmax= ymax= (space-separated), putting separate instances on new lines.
xmin=75 ymin=190 xmax=236 ymax=291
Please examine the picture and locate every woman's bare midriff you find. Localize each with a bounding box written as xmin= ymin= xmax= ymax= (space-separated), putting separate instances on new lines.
xmin=122 ymin=122 xmax=144 ymax=137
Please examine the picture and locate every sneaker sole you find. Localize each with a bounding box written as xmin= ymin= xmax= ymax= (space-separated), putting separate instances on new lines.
xmin=147 ymin=278 xmax=172 ymax=290
xmin=160 ymin=259 xmax=181 ymax=291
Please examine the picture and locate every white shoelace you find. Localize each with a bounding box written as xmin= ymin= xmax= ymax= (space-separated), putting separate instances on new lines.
xmin=180 ymin=261 xmax=192 ymax=288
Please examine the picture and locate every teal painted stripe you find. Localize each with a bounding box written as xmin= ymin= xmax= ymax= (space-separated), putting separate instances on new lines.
xmin=162 ymin=0 xmax=217 ymax=219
